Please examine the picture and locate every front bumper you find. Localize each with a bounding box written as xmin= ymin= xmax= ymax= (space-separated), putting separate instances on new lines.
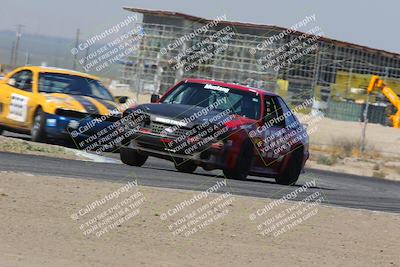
xmin=127 ymin=130 xmax=232 ymax=169
xmin=44 ymin=113 xmax=116 ymax=145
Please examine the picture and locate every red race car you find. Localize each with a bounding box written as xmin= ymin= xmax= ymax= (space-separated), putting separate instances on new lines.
xmin=120 ymin=79 xmax=309 ymax=185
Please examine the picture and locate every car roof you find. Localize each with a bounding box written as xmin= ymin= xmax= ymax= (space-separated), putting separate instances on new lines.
xmin=16 ymin=66 xmax=99 ymax=80
xmin=184 ymin=78 xmax=278 ymax=96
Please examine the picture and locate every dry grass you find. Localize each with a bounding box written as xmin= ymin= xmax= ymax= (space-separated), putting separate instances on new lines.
xmin=0 ymin=136 xmax=80 ymax=159
xmin=373 ymin=163 xmax=380 ymax=171
xmin=316 ymin=155 xmax=338 ymax=166
xmin=329 ymin=137 xmax=381 ymax=159
xmin=373 ymin=171 xmax=386 ymax=179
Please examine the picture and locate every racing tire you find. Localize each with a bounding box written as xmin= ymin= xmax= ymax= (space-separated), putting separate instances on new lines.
xmin=275 ymin=147 xmax=303 ymax=186
xmin=0 ymin=127 xmax=3 ymax=135
xmin=31 ymin=108 xmax=47 ymax=143
xmin=174 ymin=159 xmax=197 ymax=173
xmin=223 ymin=139 xmax=253 ymax=180
xmin=120 ymin=147 xmax=148 ymax=167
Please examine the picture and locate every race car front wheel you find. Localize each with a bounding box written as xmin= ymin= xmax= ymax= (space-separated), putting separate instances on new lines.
xmin=31 ymin=108 xmax=47 ymax=142
xmin=275 ymin=147 xmax=303 ymax=186
xmin=174 ymin=159 xmax=197 ymax=173
xmin=120 ymin=147 xmax=148 ymax=167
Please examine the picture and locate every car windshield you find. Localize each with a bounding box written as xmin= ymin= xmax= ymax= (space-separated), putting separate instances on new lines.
xmin=161 ymin=82 xmax=261 ymax=120
xmin=38 ymin=72 xmax=114 ymax=101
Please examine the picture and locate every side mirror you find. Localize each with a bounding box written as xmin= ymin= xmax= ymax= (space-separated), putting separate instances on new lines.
xmin=115 ymin=96 xmax=128 ymax=104
xmin=151 ymin=94 xmax=160 ymax=103
xmin=7 ymin=78 xmax=16 ymax=86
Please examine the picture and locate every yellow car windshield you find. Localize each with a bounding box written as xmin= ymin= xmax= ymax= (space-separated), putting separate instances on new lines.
xmin=38 ymin=73 xmax=113 ymax=101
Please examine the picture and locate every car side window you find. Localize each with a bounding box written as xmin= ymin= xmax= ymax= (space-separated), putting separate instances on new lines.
xmin=10 ymin=70 xmax=33 ymax=92
xmin=277 ymin=97 xmax=298 ymax=128
xmin=263 ymin=96 xmax=285 ymax=128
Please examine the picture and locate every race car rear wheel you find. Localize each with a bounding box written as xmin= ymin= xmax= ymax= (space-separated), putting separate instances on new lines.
xmin=275 ymin=147 xmax=303 ymax=186
xmin=223 ymin=139 xmax=253 ymax=180
xmin=31 ymin=108 xmax=47 ymax=142
xmin=0 ymin=127 xmax=3 ymax=135
xmin=120 ymin=147 xmax=148 ymax=167
xmin=174 ymin=159 xmax=197 ymax=173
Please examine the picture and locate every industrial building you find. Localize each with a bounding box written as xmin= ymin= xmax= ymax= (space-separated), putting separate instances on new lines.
xmin=121 ymin=7 xmax=400 ymax=124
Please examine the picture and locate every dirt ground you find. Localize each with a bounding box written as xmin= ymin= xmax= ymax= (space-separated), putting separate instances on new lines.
xmin=306 ymin=117 xmax=400 ymax=181
xmin=309 ymin=117 xmax=400 ymax=157
xmin=0 ymin=172 xmax=399 ymax=267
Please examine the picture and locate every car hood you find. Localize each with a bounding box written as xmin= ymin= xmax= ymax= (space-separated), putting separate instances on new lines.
xmin=135 ymin=103 xmax=256 ymax=128
xmin=42 ymin=93 xmax=118 ymax=115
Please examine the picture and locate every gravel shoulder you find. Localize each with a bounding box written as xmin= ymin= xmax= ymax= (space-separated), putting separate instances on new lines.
xmin=0 ymin=172 xmax=399 ymax=267
xmin=0 ymin=135 xmax=118 ymax=163
xmin=0 ymin=136 xmax=83 ymax=160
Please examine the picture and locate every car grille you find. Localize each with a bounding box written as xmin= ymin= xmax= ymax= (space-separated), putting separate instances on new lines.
xmin=146 ymin=121 xmax=189 ymax=138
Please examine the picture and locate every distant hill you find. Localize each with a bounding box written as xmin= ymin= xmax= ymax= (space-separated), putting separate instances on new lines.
xmin=0 ymin=31 xmax=120 ymax=78
xmin=0 ymin=30 xmax=75 ymax=68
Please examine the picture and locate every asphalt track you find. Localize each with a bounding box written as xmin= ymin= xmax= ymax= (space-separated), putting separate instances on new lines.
xmin=1 ymin=149 xmax=400 ymax=213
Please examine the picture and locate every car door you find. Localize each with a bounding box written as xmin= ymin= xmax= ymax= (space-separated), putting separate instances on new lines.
xmin=252 ymin=95 xmax=288 ymax=174
xmin=0 ymin=69 xmax=36 ymax=129
xmin=276 ymin=96 xmax=307 ymax=153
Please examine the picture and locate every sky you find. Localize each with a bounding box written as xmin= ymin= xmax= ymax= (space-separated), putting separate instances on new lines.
xmin=0 ymin=0 xmax=399 ymax=53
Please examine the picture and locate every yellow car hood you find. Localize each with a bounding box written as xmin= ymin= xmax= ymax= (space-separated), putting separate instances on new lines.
xmin=43 ymin=93 xmax=118 ymax=115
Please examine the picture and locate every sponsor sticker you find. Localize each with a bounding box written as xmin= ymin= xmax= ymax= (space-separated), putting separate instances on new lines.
xmin=204 ymin=84 xmax=230 ymax=93
xmin=153 ymin=116 xmax=187 ymax=127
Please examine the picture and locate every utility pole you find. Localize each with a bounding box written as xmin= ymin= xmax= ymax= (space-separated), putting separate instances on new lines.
xmin=360 ymin=94 xmax=369 ymax=153
xmin=10 ymin=41 xmax=15 ymax=66
xmin=73 ymin=28 xmax=80 ymax=70
xmin=13 ymin=24 xmax=24 ymax=66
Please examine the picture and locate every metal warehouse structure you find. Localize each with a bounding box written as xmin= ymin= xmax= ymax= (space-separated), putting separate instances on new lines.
xmin=121 ymin=7 xmax=400 ymax=112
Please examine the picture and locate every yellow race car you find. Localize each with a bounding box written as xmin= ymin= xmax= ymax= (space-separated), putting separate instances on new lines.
xmin=0 ymin=66 xmax=127 ymax=146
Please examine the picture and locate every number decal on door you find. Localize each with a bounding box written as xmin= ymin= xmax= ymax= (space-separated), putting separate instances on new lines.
xmin=7 ymin=94 xmax=29 ymax=122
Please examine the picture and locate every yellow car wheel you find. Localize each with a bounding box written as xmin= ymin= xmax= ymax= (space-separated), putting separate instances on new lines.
xmin=31 ymin=108 xmax=47 ymax=142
